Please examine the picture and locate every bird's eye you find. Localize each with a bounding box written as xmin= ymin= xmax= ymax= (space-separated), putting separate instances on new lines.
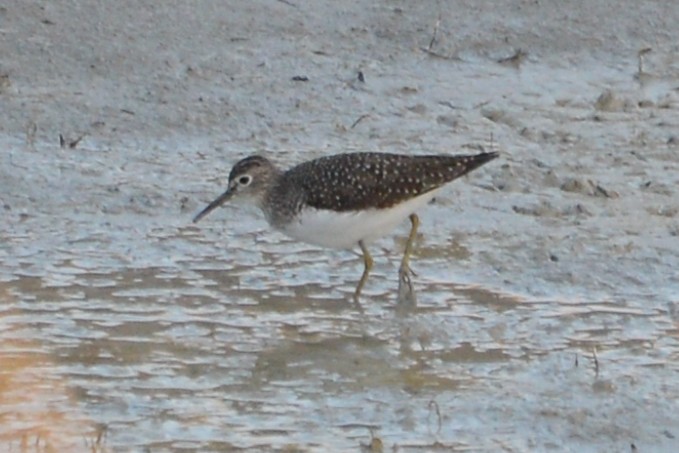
xmin=238 ymin=175 xmax=252 ymax=186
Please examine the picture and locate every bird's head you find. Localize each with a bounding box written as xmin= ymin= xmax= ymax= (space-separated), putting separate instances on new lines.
xmin=193 ymin=155 xmax=279 ymax=223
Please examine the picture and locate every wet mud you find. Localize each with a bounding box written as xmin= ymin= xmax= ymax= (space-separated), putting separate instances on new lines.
xmin=2 ymin=0 xmax=679 ymax=451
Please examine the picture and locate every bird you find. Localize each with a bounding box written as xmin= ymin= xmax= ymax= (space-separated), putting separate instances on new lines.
xmin=193 ymin=151 xmax=498 ymax=303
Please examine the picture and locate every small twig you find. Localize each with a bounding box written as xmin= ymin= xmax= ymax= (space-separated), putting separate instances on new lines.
xmin=59 ymin=133 xmax=86 ymax=149
xmin=275 ymin=0 xmax=298 ymax=7
xmin=437 ymin=100 xmax=460 ymax=110
xmin=95 ymin=423 xmax=107 ymax=446
xmin=70 ymin=134 xmax=86 ymax=149
xmin=428 ymin=399 xmax=442 ymax=434
xmin=637 ymin=47 xmax=652 ymax=75
xmin=350 ymin=114 xmax=370 ymax=129
xmin=497 ymin=49 xmax=528 ymax=68
xmin=428 ymin=15 xmax=441 ymax=50
xmin=419 ymin=47 xmax=461 ymax=61
xmin=592 ymin=346 xmax=599 ymax=377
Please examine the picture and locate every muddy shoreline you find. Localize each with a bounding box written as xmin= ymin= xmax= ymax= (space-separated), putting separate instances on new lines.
xmin=2 ymin=1 xmax=679 ymax=451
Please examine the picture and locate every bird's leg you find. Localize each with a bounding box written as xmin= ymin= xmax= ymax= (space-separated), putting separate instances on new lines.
xmin=399 ymin=214 xmax=419 ymax=277
xmin=354 ymin=240 xmax=373 ymax=304
xmin=398 ymin=214 xmax=419 ymax=308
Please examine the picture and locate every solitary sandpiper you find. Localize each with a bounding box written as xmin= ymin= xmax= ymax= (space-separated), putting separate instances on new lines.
xmin=193 ymin=151 xmax=498 ymax=303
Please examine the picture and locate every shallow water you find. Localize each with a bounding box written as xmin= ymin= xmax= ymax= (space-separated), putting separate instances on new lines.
xmin=2 ymin=0 xmax=679 ymax=451
xmin=2 ymin=210 xmax=679 ymax=451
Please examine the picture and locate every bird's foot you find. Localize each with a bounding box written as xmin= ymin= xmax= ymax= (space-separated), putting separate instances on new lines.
xmin=351 ymin=293 xmax=366 ymax=314
xmin=397 ymin=265 xmax=417 ymax=310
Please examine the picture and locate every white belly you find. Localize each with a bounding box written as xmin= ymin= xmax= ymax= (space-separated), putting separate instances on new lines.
xmin=277 ymin=189 xmax=442 ymax=249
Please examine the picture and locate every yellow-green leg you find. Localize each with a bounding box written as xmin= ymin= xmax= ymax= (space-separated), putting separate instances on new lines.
xmin=398 ymin=214 xmax=419 ymax=307
xmin=354 ymin=240 xmax=373 ymax=303
xmin=399 ymin=213 xmax=419 ymax=277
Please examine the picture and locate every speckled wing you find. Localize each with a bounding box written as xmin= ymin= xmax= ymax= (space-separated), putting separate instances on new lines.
xmin=284 ymin=151 xmax=498 ymax=212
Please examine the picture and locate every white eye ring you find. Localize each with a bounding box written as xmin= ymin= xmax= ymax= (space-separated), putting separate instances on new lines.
xmin=238 ymin=175 xmax=252 ymax=186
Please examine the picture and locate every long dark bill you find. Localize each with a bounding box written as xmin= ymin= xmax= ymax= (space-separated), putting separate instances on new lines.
xmin=193 ymin=188 xmax=235 ymax=223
